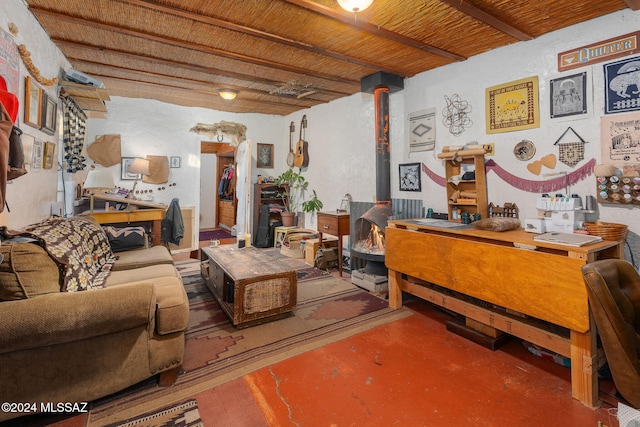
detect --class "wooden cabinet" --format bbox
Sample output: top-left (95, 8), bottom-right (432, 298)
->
top-left (218, 200), bottom-right (235, 228)
top-left (252, 183), bottom-right (288, 245)
top-left (438, 150), bottom-right (488, 221)
top-left (216, 152), bottom-right (236, 230)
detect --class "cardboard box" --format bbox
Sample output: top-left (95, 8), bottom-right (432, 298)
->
top-left (304, 237), bottom-right (338, 266)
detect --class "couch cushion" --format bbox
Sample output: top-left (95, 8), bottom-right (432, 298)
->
top-left (4, 216), bottom-right (116, 292)
top-left (0, 242), bottom-right (60, 300)
top-left (105, 264), bottom-right (179, 287)
top-left (102, 226), bottom-right (147, 252)
top-left (112, 245), bottom-right (174, 271)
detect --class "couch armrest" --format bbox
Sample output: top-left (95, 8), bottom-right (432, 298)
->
top-left (0, 282), bottom-right (155, 354)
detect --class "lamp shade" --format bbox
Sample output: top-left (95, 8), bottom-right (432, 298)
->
top-left (218, 89), bottom-right (238, 100)
top-left (84, 169), bottom-right (115, 190)
top-left (337, 0), bottom-right (373, 12)
top-left (128, 157), bottom-right (150, 176)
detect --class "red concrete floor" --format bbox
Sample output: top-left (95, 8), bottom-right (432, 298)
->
top-left (211, 296), bottom-right (620, 427)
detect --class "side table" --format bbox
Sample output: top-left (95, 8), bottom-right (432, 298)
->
top-left (317, 211), bottom-right (350, 276)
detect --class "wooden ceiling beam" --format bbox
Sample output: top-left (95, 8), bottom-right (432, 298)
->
top-left (438, 0), bottom-right (533, 41)
top-left (282, 0), bottom-right (466, 62)
top-left (30, 7), bottom-right (361, 85)
top-left (623, 0), bottom-right (640, 10)
top-left (119, 0), bottom-right (410, 78)
top-left (53, 39), bottom-right (355, 98)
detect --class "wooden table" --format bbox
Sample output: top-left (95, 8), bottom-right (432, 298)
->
top-left (385, 219), bottom-right (623, 408)
top-left (201, 245), bottom-right (297, 328)
top-left (317, 211), bottom-right (350, 276)
top-left (86, 207), bottom-right (166, 246)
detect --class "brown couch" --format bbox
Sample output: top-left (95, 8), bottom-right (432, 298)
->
top-left (0, 217), bottom-right (189, 422)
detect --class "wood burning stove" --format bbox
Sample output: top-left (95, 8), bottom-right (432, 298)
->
top-left (351, 72), bottom-right (404, 278)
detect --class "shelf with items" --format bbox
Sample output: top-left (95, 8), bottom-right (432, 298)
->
top-left (596, 175), bottom-right (640, 206)
top-left (438, 149), bottom-right (488, 222)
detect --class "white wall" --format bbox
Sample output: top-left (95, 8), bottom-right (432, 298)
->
top-left (0, 0), bottom-right (71, 228)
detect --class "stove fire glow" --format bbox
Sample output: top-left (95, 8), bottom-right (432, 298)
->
top-left (353, 223), bottom-right (385, 255)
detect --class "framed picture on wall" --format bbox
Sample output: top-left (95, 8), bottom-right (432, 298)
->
top-left (40, 93), bottom-right (57, 135)
top-left (24, 76), bottom-right (41, 129)
top-left (257, 143), bottom-right (274, 168)
top-left (121, 157), bottom-right (138, 180)
top-left (399, 163), bottom-right (421, 191)
top-left (43, 141), bottom-right (56, 169)
top-left (170, 156), bottom-right (181, 168)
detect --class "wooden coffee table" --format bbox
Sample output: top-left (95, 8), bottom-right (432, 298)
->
top-left (201, 246), bottom-right (297, 328)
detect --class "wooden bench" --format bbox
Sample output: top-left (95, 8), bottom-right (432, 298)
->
top-left (201, 246), bottom-right (297, 328)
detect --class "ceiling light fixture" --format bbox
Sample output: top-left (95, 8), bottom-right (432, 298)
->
top-left (337, 0), bottom-right (373, 13)
top-left (218, 89), bottom-right (238, 100)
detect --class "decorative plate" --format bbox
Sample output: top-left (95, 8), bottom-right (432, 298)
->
top-left (514, 140), bottom-right (536, 161)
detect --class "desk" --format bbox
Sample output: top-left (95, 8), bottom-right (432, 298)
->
top-left (317, 211), bottom-right (350, 276)
top-left (385, 219), bottom-right (623, 408)
top-left (86, 208), bottom-right (166, 246)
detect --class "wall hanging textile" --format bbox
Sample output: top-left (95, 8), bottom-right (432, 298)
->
top-left (87, 134), bottom-right (121, 167)
top-left (189, 121), bottom-right (247, 146)
top-left (62, 96), bottom-right (87, 173)
top-left (554, 126), bottom-right (587, 167)
top-left (421, 158), bottom-right (595, 193)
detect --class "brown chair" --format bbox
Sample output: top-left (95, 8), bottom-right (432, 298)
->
top-left (582, 259), bottom-right (640, 408)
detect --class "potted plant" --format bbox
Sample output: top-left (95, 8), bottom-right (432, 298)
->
top-left (274, 168), bottom-right (323, 227)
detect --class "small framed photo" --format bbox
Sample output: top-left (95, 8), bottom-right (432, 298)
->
top-left (31, 140), bottom-right (44, 172)
top-left (24, 76), bottom-right (42, 129)
top-left (40, 92), bottom-right (57, 135)
top-left (170, 156), bottom-right (181, 168)
top-left (256, 143), bottom-right (274, 168)
top-left (399, 162), bottom-right (422, 192)
top-left (121, 157), bottom-right (139, 180)
top-left (43, 141), bottom-right (56, 169)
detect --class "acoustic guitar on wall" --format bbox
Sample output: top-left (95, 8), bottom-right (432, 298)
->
top-left (294, 115), bottom-right (309, 168)
top-left (287, 121), bottom-right (295, 167)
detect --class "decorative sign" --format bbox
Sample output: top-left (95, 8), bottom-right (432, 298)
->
top-left (604, 55), bottom-right (640, 114)
top-left (0, 27), bottom-right (19, 95)
top-left (549, 72), bottom-right (588, 119)
top-left (486, 76), bottom-right (539, 134)
top-left (558, 31), bottom-right (640, 72)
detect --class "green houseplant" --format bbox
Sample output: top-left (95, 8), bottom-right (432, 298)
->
top-left (273, 168), bottom-right (323, 226)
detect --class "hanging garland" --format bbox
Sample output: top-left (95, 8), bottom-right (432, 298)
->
top-left (422, 158), bottom-right (595, 193)
top-left (8, 23), bottom-right (58, 87)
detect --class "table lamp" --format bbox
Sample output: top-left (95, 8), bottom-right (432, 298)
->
top-left (127, 157), bottom-right (150, 199)
top-left (84, 169), bottom-right (115, 212)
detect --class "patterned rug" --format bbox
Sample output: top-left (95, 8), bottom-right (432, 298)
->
top-left (89, 250), bottom-right (411, 426)
top-left (198, 229), bottom-right (234, 241)
top-left (103, 399), bottom-right (202, 427)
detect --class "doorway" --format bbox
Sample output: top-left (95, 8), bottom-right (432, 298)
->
top-left (200, 141), bottom-right (236, 231)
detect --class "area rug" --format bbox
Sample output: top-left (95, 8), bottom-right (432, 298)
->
top-left (103, 399), bottom-right (202, 427)
top-left (198, 229), bottom-right (234, 241)
top-left (88, 253), bottom-right (411, 426)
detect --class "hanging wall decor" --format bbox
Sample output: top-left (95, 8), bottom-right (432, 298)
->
top-left (399, 163), bottom-right (421, 191)
top-left (256, 143), bottom-right (274, 168)
top-left (554, 126), bottom-right (587, 167)
top-left (486, 76), bottom-right (539, 134)
top-left (409, 108), bottom-right (436, 152)
top-left (600, 111), bottom-right (640, 166)
top-left (549, 72), bottom-right (589, 119)
top-left (605, 55), bottom-right (640, 114)
top-left (442, 95), bottom-right (472, 136)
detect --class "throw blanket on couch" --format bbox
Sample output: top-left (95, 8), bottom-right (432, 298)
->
top-left (2, 216), bottom-right (116, 291)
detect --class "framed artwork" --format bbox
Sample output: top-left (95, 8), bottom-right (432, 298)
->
top-left (399, 163), bottom-right (421, 192)
top-left (549, 72), bottom-right (589, 119)
top-left (31, 140), bottom-right (43, 172)
top-left (170, 156), bottom-right (181, 168)
top-left (121, 157), bottom-right (139, 180)
top-left (257, 143), bottom-right (274, 168)
top-left (600, 112), bottom-right (640, 167)
top-left (24, 76), bottom-right (41, 128)
top-left (486, 76), bottom-right (540, 134)
top-left (604, 55), bottom-right (640, 115)
top-left (40, 93), bottom-right (57, 135)
top-left (43, 141), bottom-right (56, 169)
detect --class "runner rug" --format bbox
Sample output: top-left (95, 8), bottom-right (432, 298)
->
top-left (198, 228), bottom-right (235, 241)
top-left (89, 251), bottom-right (411, 426)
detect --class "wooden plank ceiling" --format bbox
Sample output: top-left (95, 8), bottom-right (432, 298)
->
top-left (25, 0), bottom-right (632, 116)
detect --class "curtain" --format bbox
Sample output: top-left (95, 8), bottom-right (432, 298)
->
top-left (62, 97), bottom-right (87, 173)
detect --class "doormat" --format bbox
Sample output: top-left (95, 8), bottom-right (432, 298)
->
top-left (199, 229), bottom-right (234, 241)
top-left (103, 399), bottom-right (202, 427)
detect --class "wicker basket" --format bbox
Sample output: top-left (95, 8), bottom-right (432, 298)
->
top-left (584, 221), bottom-right (628, 241)
top-left (280, 228), bottom-right (318, 258)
